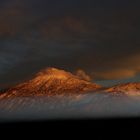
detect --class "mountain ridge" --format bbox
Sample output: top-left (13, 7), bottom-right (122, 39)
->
top-left (0, 67), bottom-right (101, 99)
top-left (106, 82), bottom-right (140, 96)
top-left (0, 68), bottom-right (140, 99)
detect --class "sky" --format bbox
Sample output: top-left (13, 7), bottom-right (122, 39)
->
top-left (0, 0), bottom-right (140, 87)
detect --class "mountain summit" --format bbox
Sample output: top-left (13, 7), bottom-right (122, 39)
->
top-left (0, 68), bottom-right (101, 98)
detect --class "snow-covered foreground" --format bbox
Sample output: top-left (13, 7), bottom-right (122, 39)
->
top-left (0, 92), bottom-right (140, 122)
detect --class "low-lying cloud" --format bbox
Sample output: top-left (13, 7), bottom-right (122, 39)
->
top-left (75, 69), bottom-right (91, 81)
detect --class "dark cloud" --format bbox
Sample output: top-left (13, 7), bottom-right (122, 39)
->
top-left (0, 0), bottom-right (140, 87)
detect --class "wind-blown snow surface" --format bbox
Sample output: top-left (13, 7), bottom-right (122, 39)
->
top-left (1, 92), bottom-right (140, 122)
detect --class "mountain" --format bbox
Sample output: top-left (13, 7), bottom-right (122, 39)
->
top-left (0, 68), bottom-right (101, 99)
top-left (1, 68), bottom-right (140, 120)
top-left (106, 82), bottom-right (140, 96)
top-left (1, 67), bottom-right (140, 100)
